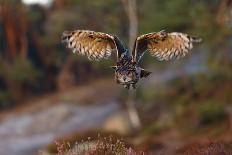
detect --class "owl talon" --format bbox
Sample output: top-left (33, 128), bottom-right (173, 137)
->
top-left (132, 84), bottom-right (136, 89)
top-left (124, 84), bottom-right (130, 89)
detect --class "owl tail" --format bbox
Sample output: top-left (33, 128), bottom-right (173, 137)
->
top-left (140, 69), bottom-right (152, 78)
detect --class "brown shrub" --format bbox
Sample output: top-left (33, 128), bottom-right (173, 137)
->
top-left (49, 135), bottom-right (145, 155)
top-left (181, 142), bottom-right (232, 155)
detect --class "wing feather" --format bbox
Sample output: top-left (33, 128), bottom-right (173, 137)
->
top-left (61, 30), bottom-right (117, 60)
top-left (133, 30), bottom-right (202, 62)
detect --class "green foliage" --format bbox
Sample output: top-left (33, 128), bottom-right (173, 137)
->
top-left (0, 89), bottom-right (11, 107)
top-left (143, 121), bottom-right (169, 135)
top-left (2, 57), bottom-right (40, 84)
top-left (138, 86), bottom-right (166, 103)
top-left (139, 0), bottom-right (191, 31)
top-left (139, 0), bottom-right (230, 47)
top-left (197, 101), bottom-right (228, 125)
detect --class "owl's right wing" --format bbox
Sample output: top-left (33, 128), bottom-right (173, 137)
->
top-left (61, 30), bottom-right (124, 61)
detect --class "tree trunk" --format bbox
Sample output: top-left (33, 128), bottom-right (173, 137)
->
top-left (216, 0), bottom-right (229, 28)
top-left (121, 0), bottom-right (138, 51)
top-left (121, 0), bottom-right (141, 132)
top-left (1, 3), bottom-right (28, 59)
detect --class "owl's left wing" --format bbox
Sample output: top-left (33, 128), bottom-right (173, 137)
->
top-left (61, 30), bottom-right (121, 61)
top-left (132, 30), bottom-right (202, 62)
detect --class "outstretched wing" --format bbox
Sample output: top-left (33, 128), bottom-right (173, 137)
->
top-left (132, 30), bottom-right (202, 62)
top-left (61, 30), bottom-right (123, 61)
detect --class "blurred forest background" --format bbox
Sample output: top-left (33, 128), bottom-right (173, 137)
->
top-left (0, 0), bottom-right (232, 154)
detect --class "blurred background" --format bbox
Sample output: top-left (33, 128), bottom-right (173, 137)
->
top-left (0, 0), bottom-right (232, 154)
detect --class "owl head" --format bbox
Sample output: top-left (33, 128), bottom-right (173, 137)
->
top-left (116, 70), bottom-right (134, 84)
top-left (111, 66), bottom-right (135, 84)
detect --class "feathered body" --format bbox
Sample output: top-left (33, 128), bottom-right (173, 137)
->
top-left (61, 30), bottom-right (201, 89)
top-left (113, 52), bottom-right (139, 89)
top-left (110, 35), bottom-right (151, 89)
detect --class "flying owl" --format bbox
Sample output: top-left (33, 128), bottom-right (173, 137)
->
top-left (61, 30), bottom-right (201, 89)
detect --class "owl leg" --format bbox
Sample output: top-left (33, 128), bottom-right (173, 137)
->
top-left (124, 84), bottom-right (130, 89)
top-left (132, 83), bottom-right (136, 89)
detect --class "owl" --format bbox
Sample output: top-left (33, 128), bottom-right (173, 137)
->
top-left (61, 30), bottom-right (201, 89)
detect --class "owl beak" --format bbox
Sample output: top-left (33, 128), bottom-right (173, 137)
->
top-left (123, 77), bottom-right (126, 81)
top-left (110, 66), bottom-right (117, 70)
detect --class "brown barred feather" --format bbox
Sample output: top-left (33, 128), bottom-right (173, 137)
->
top-left (134, 30), bottom-right (202, 61)
top-left (61, 30), bottom-right (117, 60)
